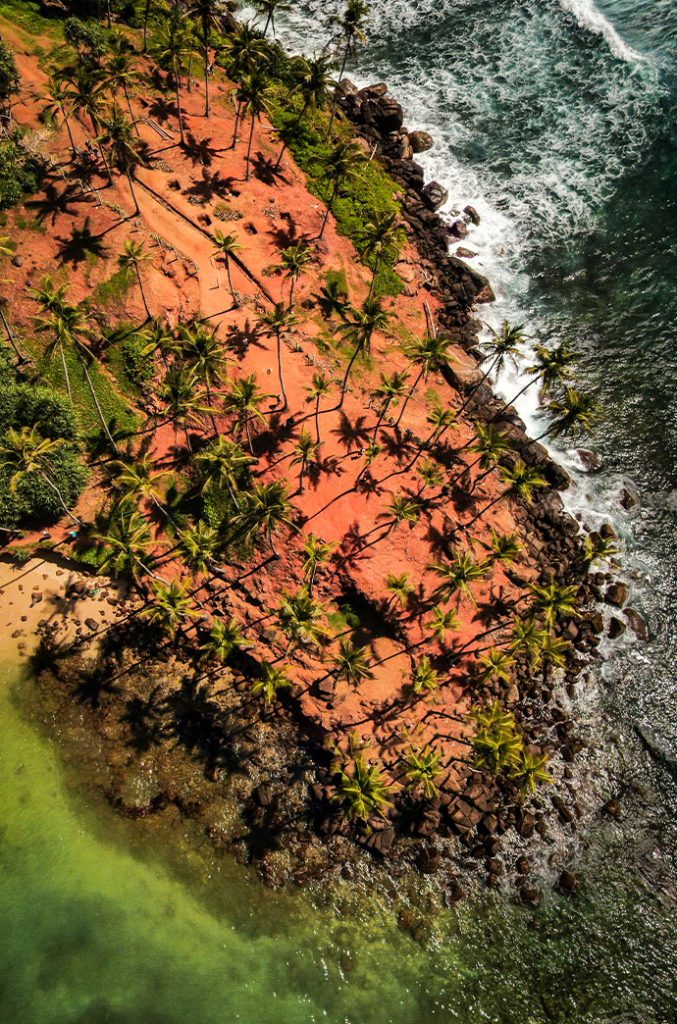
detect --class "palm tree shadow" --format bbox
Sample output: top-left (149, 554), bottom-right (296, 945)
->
top-left (55, 217), bottom-right (109, 265)
top-left (120, 688), bottom-right (166, 753)
top-left (182, 167), bottom-right (237, 203)
top-left (254, 412), bottom-right (297, 458)
top-left (182, 131), bottom-right (220, 167)
top-left (267, 210), bottom-right (299, 249)
top-left (472, 587), bottom-right (516, 628)
top-left (26, 180), bottom-right (94, 226)
top-left (252, 151), bottom-right (289, 186)
top-left (145, 93), bottom-right (179, 124)
top-left (331, 412), bottom-right (371, 454)
top-left (223, 318), bottom-right (263, 357)
top-left (72, 662), bottom-right (120, 709)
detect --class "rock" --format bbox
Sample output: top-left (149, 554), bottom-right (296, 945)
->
top-left (618, 481), bottom-right (638, 511)
top-left (558, 869), bottom-right (579, 894)
top-left (519, 885), bottom-right (542, 906)
top-left (11, 254), bottom-right (22, 267)
top-left (602, 798), bottom-right (622, 820)
top-left (577, 448), bottom-right (602, 472)
top-left (463, 204), bottom-right (480, 226)
top-left (449, 219), bottom-right (469, 239)
top-left (417, 845), bottom-right (441, 874)
top-left (421, 181), bottom-right (449, 211)
top-left (84, 617), bottom-right (99, 631)
top-left (455, 247), bottom-right (478, 259)
top-left (600, 523), bottom-right (617, 541)
top-left (590, 612), bottom-right (605, 635)
top-left (551, 795), bottom-right (574, 824)
top-left (253, 783), bottom-right (274, 807)
top-left (624, 607), bottom-right (650, 641)
top-left (337, 77), bottom-right (359, 97)
top-left (409, 130), bottom-right (434, 153)
top-left (365, 826), bottom-right (395, 856)
top-left (377, 98), bottom-right (404, 132)
top-left (358, 82), bottom-right (388, 99)
top-left (317, 678), bottom-right (336, 700)
top-left (516, 855), bottom-right (530, 875)
top-left (605, 581), bottom-right (630, 608)
top-left (607, 616), bottom-right (626, 639)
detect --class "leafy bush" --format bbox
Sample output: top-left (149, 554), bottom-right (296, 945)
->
top-left (120, 332), bottom-right (154, 387)
top-left (0, 138), bottom-right (42, 209)
top-left (0, 440), bottom-right (87, 528)
top-left (0, 382), bottom-right (79, 440)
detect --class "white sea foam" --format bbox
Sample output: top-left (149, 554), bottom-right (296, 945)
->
top-left (558, 0), bottom-right (646, 62)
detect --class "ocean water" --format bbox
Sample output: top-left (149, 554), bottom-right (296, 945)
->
top-left (1, 1), bottom-right (676, 1022)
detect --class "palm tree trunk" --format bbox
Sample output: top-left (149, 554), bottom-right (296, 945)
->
top-left (371, 397), bottom-right (391, 442)
top-left (78, 352), bottom-right (120, 453)
top-left (174, 61), bottom-right (185, 145)
top-left (61, 107), bottom-right (77, 159)
top-left (337, 342), bottom-right (361, 410)
top-left (327, 44), bottom-right (350, 138)
top-left (231, 101), bottom-right (242, 149)
top-left (59, 341), bottom-right (72, 400)
top-left (0, 307), bottom-right (26, 364)
top-left (315, 396), bottom-right (321, 443)
top-left (123, 82), bottom-right (140, 137)
top-left (125, 168), bottom-right (140, 217)
top-left (224, 255), bottom-right (239, 307)
top-left (135, 261), bottom-right (151, 319)
top-left (288, 276), bottom-right (296, 309)
top-left (368, 255), bottom-right (380, 299)
top-left (457, 354), bottom-right (499, 417)
top-left (276, 332), bottom-right (288, 411)
top-left (39, 470), bottom-right (81, 526)
top-left (106, 0), bottom-right (112, 28)
top-left (245, 114), bottom-right (256, 181)
top-left (143, 0), bottom-right (152, 52)
top-left (394, 368), bottom-right (424, 428)
top-left (203, 44), bottom-right (210, 117)
top-left (318, 180), bottom-right (340, 240)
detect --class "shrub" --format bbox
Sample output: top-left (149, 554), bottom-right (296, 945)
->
top-left (0, 137), bottom-right (41, 209)
top-left (120, 332), bottom-right (154, 387)
top-left (0, 440), bottom-right (88, 528)
top-left (0, 382), bottom-right (79, 439)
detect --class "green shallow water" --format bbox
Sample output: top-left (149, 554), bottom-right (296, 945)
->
top-left (1, 658), bottom-right (675, 1024)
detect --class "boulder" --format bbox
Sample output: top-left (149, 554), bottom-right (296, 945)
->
top-left (409, 130), bottom-right (434, 153)
top-left (365, 826), bottom-right (395, 856)
top-left (357, 82), bottom-right (388, 99)
top-left (421, 181), bottom-right (449, 211)
top-left (618, 481), bottom-right (639, 511)
top-left (463, 204), bottom-right (481, 225)
top-left (253, 783), bottom-right (274, 807)
top-left (605, 581), bottom-right (630, 607)
top-left (607, 616), bottom-right (626, 639)
top-left (455, 247), bottom-right (478, 259)
top-left (377, 98), bottom-right (404, 132)
top-left (624, 607), bottom-right (650, 641)
top-left (449, 219), bottom-right (469, 239)
top-left (558, 869), bottom-right (579, 894)
top-left (577, 448), bottom-right (602, 472)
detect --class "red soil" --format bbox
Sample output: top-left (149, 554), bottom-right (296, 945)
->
top-left (1, 20), bottom-right (542, 788)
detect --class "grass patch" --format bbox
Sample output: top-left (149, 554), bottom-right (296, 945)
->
top-left (0, 1), bottom-right (62, 39)
top-left (90, 266), bottom-right (134, 312)
top-left (106, 325), bottom-right (155, 397)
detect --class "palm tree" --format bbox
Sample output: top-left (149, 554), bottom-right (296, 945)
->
top-left (62, 65), bottom-right (111, 177)
top-left (258, 302), bottom-right (298, 411)
top-left (403, 745), bottom-right (442, 800)
top-left (97, 104), bottom-right (147, 216)
top-left (0, 426), bottom-right (81, 526)
top-left (306, 371), bottom-right (333, 442)
top-left (409, 656), bottom-right (440, 698)
top-left (509, 749), bottom-right (553, 798)
top-left (0, 289), bottom-right (27, 365)
top-left (93, 507), bottom-right (155, 581)
top-left (336, 297), bottom-right (390, 409)
top-left (536, 388), bottom-right (599, 444)
top-left (180, 520), bottom-right (221, 574)
top-left (211, 230), bottom-right (242, 307)
top-left (179, 322), bottom-right (229, 430)
top-left (458, 320), bottom-right (527, 416)
top-left (318, 139), bottom-right (365, 239)
top-left (223, 373), bottom-right (267, 451)
top-left (143, 579), bottom-right (194, 636)
top-left (160, 365), bottom-right (208, 451)
top-left (511, 616), bottom-right (549, 667)
top-left (196, 436), bottom-right (253, 510)
top-left (231, 479), bottom-right (296, 555)
top-left (102, 32), bottom-right (141, 131)
top-left (431, 551), bottom-right (492, 606)
top-left (290, 428), bottom-right (319, 492)
top-left (42, 72), bottom-right (78, 159)
top-left (485, 528), bottom-right (523, 564)
top-left (301, 533), bottom-right (334, 594)
top-left (380, 494), bottom-right (421, 538)
top-left (465, 459), bottom-right (548, 529)
top-left (142, 0), bottom-right (153, 52)
top-left (539, 632), bottom-right (571, 669)
top-left (274, 54), bottom-right (334, 168)
top-left (359, 212), bottom-right (401, 297)
top-left (238, 69), bottom-right (268, 180)
top-left (278, 586), bottom-right (328, 650)
top-left (113, 455), bottom-right (171, 523)
top-left (200, 615), bottom-right (252, 662)
top-left (332, 750), bottom-right (393, 822)
top-left (118, 240), bottom-right (152, 319)
top-left (30, 278), bottom-right (73, 397)
top-left (417, 458), bottom-right (444, 494)
top-left (396, 334), bottom-right (454, 429)
top-left (528, 580), bottom-right (579, 629)
top-left (328, 0), bottom-right (369, 137)
top-left (385, 572), bottom-right (413, 611)
top-left (490, 342), bottom-right (574, 420)
top-left (280, 242), bottom-right (313, 309)
top-left (252, 663), bottom-right (293, 706)
top-left (450, 422), bottom-right (512, 488)
top-left (154, 12), bottom-right (193, 146)
top-left (190, 0), bottom-right (230, 116)
top-left (254, 0), bottom-right (291, 37)
top-left (371, 370), bottom-right (409, 442)
top-left (332, 638), bottom-right (373, 686)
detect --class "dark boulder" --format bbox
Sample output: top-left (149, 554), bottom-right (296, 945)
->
top-left (409, 130), bottom-right (434, 153)
top-left (558, 869), bottom-right (580, 894)
top-left (577, 448), bottom-right (602, 472)
top-left (624, 607), bottom-right (650, 641)
top-left (605, 581), bottom-right (630, 607)
top-left (421, 181), bottom-right (449, 211)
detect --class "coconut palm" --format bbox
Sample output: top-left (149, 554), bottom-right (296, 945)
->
top-left (279, 242), bottom-right (313, 309)
top-left (582, 532), bottom-right (619, 566)
top-left (359, 212), bottom-right (401, 296)
top-left (223, 373), bottom-right (267, 451)
top-left (318, 139), bottom-right (365, 239)
top-left (254, 0), bottom-right (291, 37)
top-left (332, 750), bottom-right (393, 822)
top-left (470, 702), bottom-right (523, 774)
top-left (458, 320), bottom-right (527, 416)
top-left (231, 479), bottom-right (296, 554)
top-left (417, 458), bottom-right (444, 494)
top-left (380, 494), bottom-right (421, 538)
top-left (154, 12), bottom-right (193, 145)
top-left (160, 365), bottom-right (209, 451)
top-left (0, 426), bottom-right (81, 525)
top-left (118, 240), bottom-right (152, 319)
top-left (211, 230), bottom-right (242, 307)
top-left (492, 341), bottom-right (573, 417)
top-left (252, 663), bottom-right (293, 706)
top-left (93, 507), bottom-right (155, 581)
top-left (113, 455), bottom-right (170, 522)
top-left (465, 459), bottom-right (548, 529)
top-left (96, 104), bottom-right (147, 215)
top-left (290, 428), bottom-right (319, 492)
top-left (510, 616), bottom-right (550, 667)
top-left (275, 53), bottom-right (334, 168)
top-left (396, 334), bottom-right (454, 428)
top-left (62, 65), bottom-right (111, 176)
top-left (305, 371), bottom-right (333, 442)
top-left (42, 72), bottom-right (78, 158)
top-left (537, 388), bottom-right (599, 443)
top-left (529, 580), bottom-right (579, 629)
top-left (143, 579), bottom-right (194, 636)
top-left (0, 291), bottom-right (27, 364)
top-left (385, 572), bottom-right (413, 610)
top-left (371, 370), bottom-right (409, 442)
top-left (190, 0), bottom-right (230, 116)
top-left (332, 639), bottom-right (373, 686)
top-left (328, 0), bottom-right (369, 136)
top-left (140, 317), bottom-right (175, 367)
top-left (178, 322), bottom-right (229, 430)
top-left (196, 436), bottom-right (253, 510)
top-left (409, 655), bottom-right (440, 698)
top-left (302, 533), bottom-right (334, 594)
top-left (485, 528), bottom-right (523, 564)
top-left (431, 551), bottom-right (492, 606)
top-left (450, 422), bottom-right (512, 488)
top-left (30, 279), bottom-right (74, 397)
top-left (200, 615), bottom-right (252, 662)
top-left (540, 632), bottom-right (571, 668)
top-left (423, 400), bottom-right (456, 448)
top-left (278, 586), bottom-right (328, 650)
top-left (510, 748), bottom-right (553, 798)
top-left (354, 441), bottom-right (381, 486)
top-left (179, 520), bottom-right (221, 574)
top-left (101, 32), bottom-right (141, 130)
top-left (237, 69), bottom-right (268, 180)
top-left (335, 297), bottom-right (390, 408)
top-left (258, 302), bottom-right (299, 411)
top-left (403, 745), bottom-right (442, 800)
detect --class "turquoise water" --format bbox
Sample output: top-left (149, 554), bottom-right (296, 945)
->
top-left (3, 1), bottom-right (677, 1020)
top-left (0, 660), bottom-right (674, 1023)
